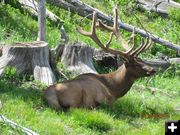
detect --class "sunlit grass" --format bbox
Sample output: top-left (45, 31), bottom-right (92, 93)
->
top-left (0, 73), bottom-right (179, 134)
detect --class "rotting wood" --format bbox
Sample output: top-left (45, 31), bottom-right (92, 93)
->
top-left (18, 0), bottom-right (63, 23)
top-left (47, 0), bottom-right (180, 50)
top-left (61, 42), bottom-right (97, 75)
top-left (137, 0), bottom-right (180, 16)
top-left (0, 41), bottom-right (56, 86)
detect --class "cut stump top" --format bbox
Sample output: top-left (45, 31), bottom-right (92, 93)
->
top-left (12, 41), bottom-right (48, 48)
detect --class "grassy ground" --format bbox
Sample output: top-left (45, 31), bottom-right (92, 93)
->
top-left (0, 1), bottom-right (180, 135)
top-left (0, 74), bottom-right (179, 135)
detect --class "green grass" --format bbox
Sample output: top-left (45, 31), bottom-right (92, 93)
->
top-left (0, 1), bottom-right (180, 135)
top-left (0, 74), bottom-right (179, 135)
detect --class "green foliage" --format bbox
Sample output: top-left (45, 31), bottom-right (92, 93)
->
top-left (168, 8), bottom-right (180, 22)
top-left (2, 67), bottom-right (18, 81)
top-left (0, 74), bottom-right (179, 134)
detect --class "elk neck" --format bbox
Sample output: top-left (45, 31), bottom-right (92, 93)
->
top-left (100, 64), bottom-right (138, 98)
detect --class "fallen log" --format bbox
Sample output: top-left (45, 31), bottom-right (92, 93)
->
top-left (47, 0), bottom-right (180, 51)
top-left (169, 58), bottom-right (180, 64)
top-left (18, 0), bottom-right (63, 23)
top-left (0, 115), bottom-right (39, 135)
top-left (0, 41), bottom-right (56, 86)
top-left (143, 58), bottom-right (171, 72)
top-left (137, 0), bottom-right (180, 16)
top-left (133, 84), bottom-right (178, 97)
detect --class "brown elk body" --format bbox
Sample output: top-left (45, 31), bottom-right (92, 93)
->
top-left (44, 7), bottom-right (156, 110)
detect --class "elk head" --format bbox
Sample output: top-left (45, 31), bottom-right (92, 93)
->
top-left (77, 7), bottom-right (156, 79)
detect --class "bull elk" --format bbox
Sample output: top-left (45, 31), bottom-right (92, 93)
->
top-left (44, 7), bottom-right (156, 110)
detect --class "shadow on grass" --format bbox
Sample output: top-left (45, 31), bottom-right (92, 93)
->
top-left (0, 80), bottom-right (48, 110)
top-left (0, 79), bottom-right (175, 123)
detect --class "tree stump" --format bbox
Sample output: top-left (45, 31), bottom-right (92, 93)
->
top-left (0, 41), bottom-right (56, 85)
top-left (61, 42), bottom-right (97, 75)
top-left (93, 49), bottom-right (118, 68)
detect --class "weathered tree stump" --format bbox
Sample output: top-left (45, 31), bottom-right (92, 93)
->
top-left (0, 41), bottom-right (56, 85)
top-left (61, 42), bottom-right (97, 75)
top-left (93, 49), bottom-right (118, 68)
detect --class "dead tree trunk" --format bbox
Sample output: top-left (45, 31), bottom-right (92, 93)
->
top-left (0, 41), bottom-right (56, 85)
top-left (48, 0), bottom-right (180, 50)
top-left (61, 42), bottom-right (97, 75)
top-left (37, 0), bottom-right (46, 41)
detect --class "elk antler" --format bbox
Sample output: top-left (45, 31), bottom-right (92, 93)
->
top-left (77, 7), bottom-right (153, 61)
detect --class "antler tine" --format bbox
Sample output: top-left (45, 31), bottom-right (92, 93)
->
top-left (112, 7), bottom-right (131, 51)
top-left (96, 20), bottom-right (114, 32)
top-left (131, 37), bottom-right (152, 57)
top-left (126, 27), bottom-right (136, 54)
top-left (105, 32), bottom-right (114, 48)
top-left (130, 38), bottom-right (145, 56)
top-left (113, 6), bottom-right (119, 32)
top-left (143, 38), bottom-right (152, 52)
top-left (77, 12), bottom-right (98, 37)
top-left (77, 11), bottom-right (129, 59)
top-left (134, 38), bottom-right (148, 56)
top-left (96, 6), bottom-right (131, 51)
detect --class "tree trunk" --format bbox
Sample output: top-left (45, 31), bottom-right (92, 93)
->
top-left (0, 41), bottom-right (56, 85)
top-left (37, 0), bottom-right (46, 41)
top-left (93, 49), bottom-right (118, 68)
top-left (61, 42), bottom-right (97, 75)
top-left (48, 0), bottom-right (180, 51)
